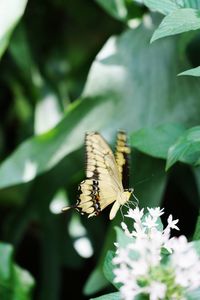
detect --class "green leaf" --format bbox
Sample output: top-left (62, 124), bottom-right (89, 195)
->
top-left (103, 251), bottom-right (118, 288)
top-left (132, 153), bottom-right (167, 208)
top-left (143, 0), bottom-right (179, 15)
top-left (115, 227), bottom-right (131, 247)
top-left (0, 243), bottom-right (13, 282)
top-left (151, 8), bottom-right (200, 43)
top-left (83, 268), bottom-right (109, 296)
top-left (193, 214), bottom-right (200, 241)
top-left (12, 265), bottom-right (35, 300)
top-left (95, 0), bottom-right (128, 21)
top-left (0, 97), bottom-right (115, 189)
top-left (143, 0), bottom-right (200, 14)
top-left (166, 126), bottom-right (200, 170)
top-left (192, 240), bottom-right (200, 256)
top-left (91, 292), bottom-right (120, 300)
top-left (131, 124), bottom-right (186, 159)
top-left (0, 0), bottom-right (28, 59)
top-left (0, 242), bottom-right (34, 300)
top-left (186, 288), bottom-right (200, 300)
top-left (178, 66), bottom-right (200, 76)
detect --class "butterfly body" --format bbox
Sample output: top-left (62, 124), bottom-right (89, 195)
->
top-left (62, 131), bottom-right (133, 219)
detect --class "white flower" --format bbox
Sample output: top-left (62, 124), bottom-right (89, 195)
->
top-left (147, 207), bottom-right (164, 219)
top-left (112, 207), bottom-right (200, 300)
top-left (146, 281), bottom-right (167, 300)
top-left (143, 215), bottom-right (158, 229)
top-left (121, 222), bottom-right (133, 237)
top-left (167, 214), bottom-right (179, 231)
top-left (125, 207), bottom-right (144, 222)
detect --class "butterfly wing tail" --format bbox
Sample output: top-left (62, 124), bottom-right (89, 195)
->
top-left (109, 201), bottom-right (120, 220)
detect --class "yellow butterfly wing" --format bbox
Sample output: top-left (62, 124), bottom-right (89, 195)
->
top-left (115, 131), bottom-right (131, 189)
top-left (62, 132), bottom-right (132, 219)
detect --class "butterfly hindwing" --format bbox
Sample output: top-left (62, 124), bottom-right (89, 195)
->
top-left (115, 131), bottom-right (131, 189)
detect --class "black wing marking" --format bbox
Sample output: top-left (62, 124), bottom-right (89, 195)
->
top-left (115, 131), bottom-right (131, 189)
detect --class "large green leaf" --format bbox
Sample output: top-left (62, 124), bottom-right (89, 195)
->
top-left (131, 123), bottom-right (186, 159)
top-left (166, 126), bottom-right (200, 169)
top-left (1, 19), bottom-right (200, 189)
top-left (0, 98), bottom-right (115, 189)
top-left (0, 0), bottom-right (28, 59)
top-left (0, 242), bottom-right (34, 300)
top-left (151, 8), bottom-right (200, 43)
top-left (143, 0), bottom-right (179, 15)
top-left (143, 0), bottom-right (200, 15)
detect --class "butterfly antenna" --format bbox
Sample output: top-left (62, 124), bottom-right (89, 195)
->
top-left (120, 206), bottom-right (124, 221)
top-left (130, 194), bottom-right (139, 207)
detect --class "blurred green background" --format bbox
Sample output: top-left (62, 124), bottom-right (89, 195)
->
top-left (1, 0), bottom-right (200, 299)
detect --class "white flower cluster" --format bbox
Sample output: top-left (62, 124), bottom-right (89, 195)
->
top-left (113, 207), bottom-right (200, 300)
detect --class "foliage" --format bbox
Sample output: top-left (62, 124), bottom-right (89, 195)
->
top-left (0, 0), bottom-right (200, 299)
top-left (0, 242), bottom-right (35, 300)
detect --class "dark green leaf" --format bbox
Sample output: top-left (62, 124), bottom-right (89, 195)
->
top-left (91, 292), bottom-right (120, 300)
top-left (131, 124), bottom-right (186, 159)
top-left (151, 8), bottom-right (200, 43)
top-left (132, 153), bottom-right (167, 208)
top-left (166, 126), bottom-right (200, 169)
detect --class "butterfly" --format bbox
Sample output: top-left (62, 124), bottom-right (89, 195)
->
top-left (62, 131), bottom-right (133, 220)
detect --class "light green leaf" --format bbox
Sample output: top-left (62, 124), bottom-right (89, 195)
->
top-left (151, 8), bottom-right (200, 43)
top-left (0, 242), bottom-right (34, 300)
top-left (0, 0), bottom-right (28, 58)
top-left (95, 0), bottom-right (128, 21)
top-left (192, 240), bottom-right (200, 255)
top-left (166, 126), bottom-right (200, 170)
top-left (143, 0), bottom-right (200, 15)
top-left (179, 66), bottom-right (200, 76)
top-left (12, 265), bottom-right (35, 300)
top-left (0, 243), bottom-right (13, 282)
top-left (0, 98), bottom-right (115, 189)
top-left (83, 268), bottom-right (108, 296)
top-left (115, 227), bottom-right (131, 247)
top-left (103, 251), bottom-right (119, 288)
top-left (144, 0), bottom-right (179, 15)
top-left (186, 288), bottom-right (200, 300)
top-left (131, 124), bottom-right (186, 159)
top-left (91, 292), bottom-right (120, 300)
